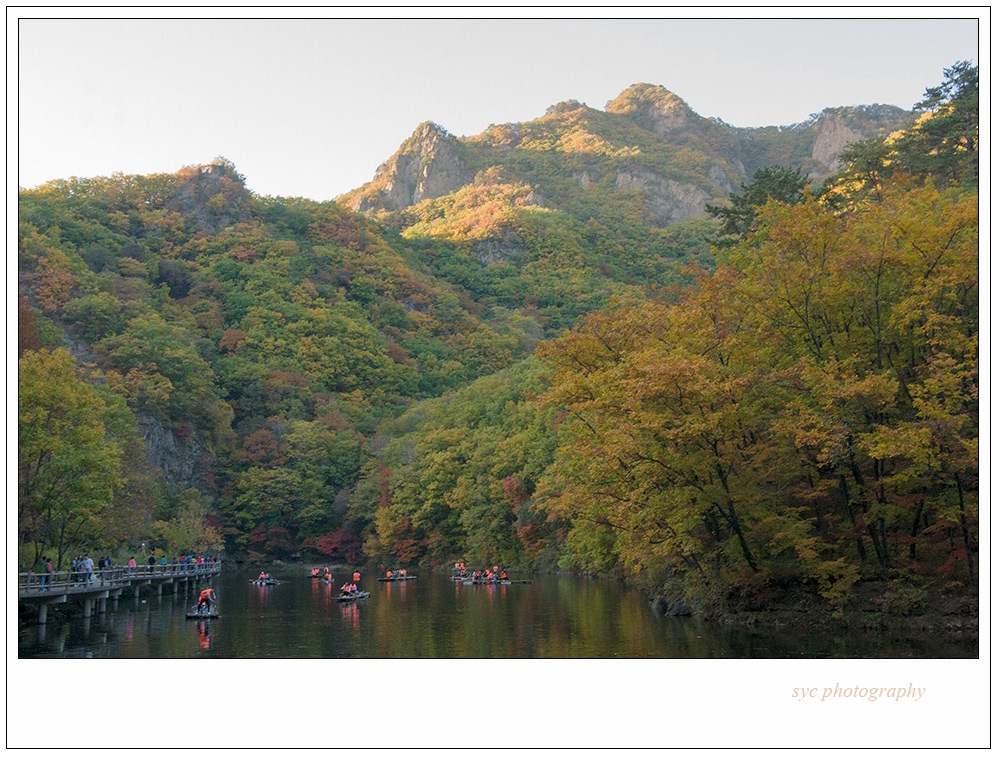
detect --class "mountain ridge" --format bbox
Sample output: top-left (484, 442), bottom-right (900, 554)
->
top-left (340, 83), bottom-right (912, 227)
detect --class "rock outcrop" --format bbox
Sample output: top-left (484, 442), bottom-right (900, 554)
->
top-left (351, 122), bottom-right (474, 212)
top-left (137, 415), bottom-right (201, 491)
top-left (808, 105), bottom-right (911, 175)
top-left (615, 168), bottom-right (714, 226)
top-left (167, 160), bottom-right (252, 234)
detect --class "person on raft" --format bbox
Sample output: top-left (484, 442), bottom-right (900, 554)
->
top-left (197, 587), bottom-right (216, 612)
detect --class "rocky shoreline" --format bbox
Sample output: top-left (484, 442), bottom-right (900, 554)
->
top-left (647, 585), bottom-right (979, 643)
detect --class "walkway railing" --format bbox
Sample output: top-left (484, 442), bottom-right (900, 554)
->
top-left (18, 560), bottom-right (221, 595)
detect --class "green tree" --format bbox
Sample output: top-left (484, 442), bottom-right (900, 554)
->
top-left (897, 60), bottom-right (979, 186)
top-left (153, 488), bottom-right (223, 555)
top-left (705, 165), bottom-right (809, 244)
top-left (19, 349), bottom-right (123, 568)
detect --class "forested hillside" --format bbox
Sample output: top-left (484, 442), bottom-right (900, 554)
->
top-left (18, 64), bottom-right (978, 618)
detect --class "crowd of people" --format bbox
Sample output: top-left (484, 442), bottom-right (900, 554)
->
top-left (26, 553), bottom-right (221, 589)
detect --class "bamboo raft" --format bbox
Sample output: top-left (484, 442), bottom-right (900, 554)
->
top-left (335, 591), bottom-right (370, 601)
top-left (461, 579), bottom-right (533, 585)
top-left (186, 607), bottom-right (219, 619)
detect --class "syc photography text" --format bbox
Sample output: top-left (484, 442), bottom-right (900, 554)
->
top-left (793, 684), bottom-right (926, 702)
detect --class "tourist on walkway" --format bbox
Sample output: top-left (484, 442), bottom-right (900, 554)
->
top-left (34, 556), bottom-right (49, 589)
top-left (82, 555), bottom-right (95, 585)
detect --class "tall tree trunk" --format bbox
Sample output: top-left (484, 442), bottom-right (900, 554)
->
top-left (910, 496), bottom-right (925, 561)
top-left (837, 473), bottom-right (867, 561)
top-left (954, 473), bottom-right (975, 585)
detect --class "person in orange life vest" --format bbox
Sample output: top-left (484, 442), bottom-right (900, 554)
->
top-left (197, 587), bottom-right (216, 612)
top-left (386, 570), bottom-right (393, 579)
top-left (353, 571), bottom-right (361, 585)
top-left (399, 569), bottom-right (406, 577)
top-left (259, 571), bottom-right (267, 581)
top-left (500, 571), bottom-right (507, 580)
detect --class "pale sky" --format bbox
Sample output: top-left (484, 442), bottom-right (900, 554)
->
top-left (12, 12), bottom-right (984, 202)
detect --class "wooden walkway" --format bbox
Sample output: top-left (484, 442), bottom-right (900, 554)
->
top-left (18, 561), bottom-right (221, 623)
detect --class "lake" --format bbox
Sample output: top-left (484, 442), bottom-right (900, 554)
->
top-left (17, 568), bottom-right (976, 658)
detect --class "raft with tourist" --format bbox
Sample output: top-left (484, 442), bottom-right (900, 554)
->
top-left (460, 567), bottom-right (532, 585)
top-left (378, 568), bottom-right (416, 582)
top-left (335, 590), bottom-right (370, 601)
top-left (186, 587), bottom-right (219, 618)
top-left (335, 581), bottom-right (369, 601)
top-left (310, 566), bottom-right (334, 582)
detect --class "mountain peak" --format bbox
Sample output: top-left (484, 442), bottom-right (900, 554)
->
top-left (351, 121), bottom-right (473, 212)
top-left (605, 83), bottom-right (701, 135)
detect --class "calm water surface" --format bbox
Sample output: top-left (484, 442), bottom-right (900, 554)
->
top-left (18, 570), bottom-right (975, 658)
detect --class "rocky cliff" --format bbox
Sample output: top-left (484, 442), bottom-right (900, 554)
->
top-left (137, 415), bottom-right (202, 491)
top-left (349, 122), bottom-right (475, 212)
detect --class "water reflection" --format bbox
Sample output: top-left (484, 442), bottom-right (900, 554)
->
top-left (18, 572), bottom-right (976, 659)
top-left (196, 620), bottom-right (212, 650)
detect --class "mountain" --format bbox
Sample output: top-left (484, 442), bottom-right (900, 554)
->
top-left (341, 83), bottom-right (912, 228)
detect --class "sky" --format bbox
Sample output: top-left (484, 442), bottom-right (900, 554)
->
top-left (12, 11), bottom-right (984, 202)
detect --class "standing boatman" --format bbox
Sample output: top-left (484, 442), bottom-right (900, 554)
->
top-left (197, 587), bottom-right (216, 613)
top-left (352, 570), bottom-right (361, 588)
